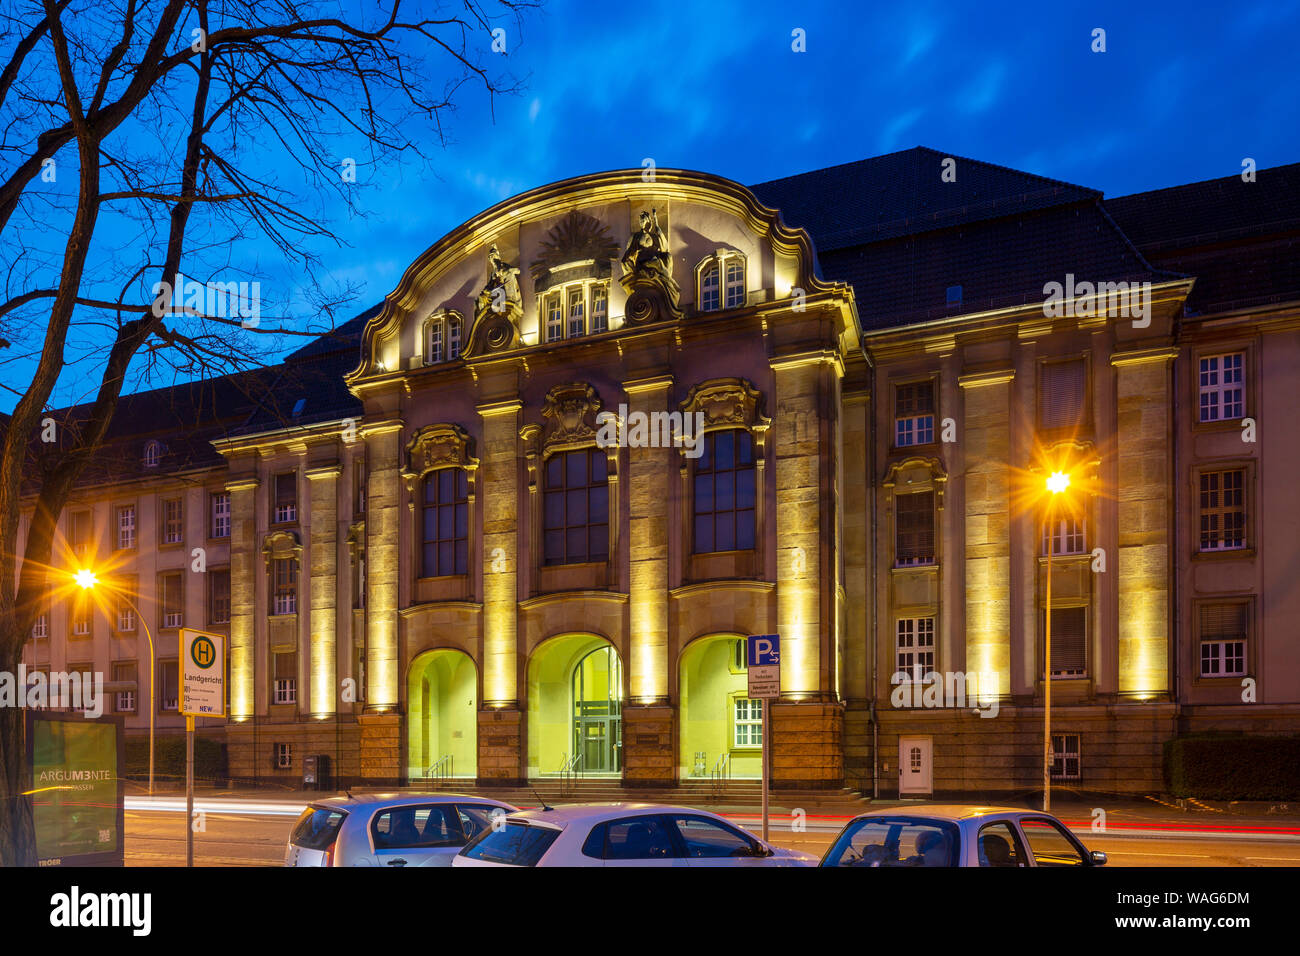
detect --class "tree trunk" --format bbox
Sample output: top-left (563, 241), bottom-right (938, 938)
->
top-left (0, 628), bottom-right (36, 866)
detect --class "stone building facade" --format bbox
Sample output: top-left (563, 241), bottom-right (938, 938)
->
top-left (18, 151), bottom-right (1300, 796)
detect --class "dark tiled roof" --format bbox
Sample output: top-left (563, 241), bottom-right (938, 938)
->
top-left (1104, 163), bottom-right (1300, 314)
top-left (748, 146), bottom-right (1099, 252)
top-left (284, 302), bottom-right (381, 362)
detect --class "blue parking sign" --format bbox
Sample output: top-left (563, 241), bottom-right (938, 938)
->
top-left (747, 634), bottom-right (780, 668)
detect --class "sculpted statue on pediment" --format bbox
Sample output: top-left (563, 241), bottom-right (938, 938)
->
top-left (620, 208), bottom-right (683, 324)
top-left (464, 243), bottom-right (523, 356)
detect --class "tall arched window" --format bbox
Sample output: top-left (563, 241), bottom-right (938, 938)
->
top-left (543, 448), bottom-right (608, 565)
top-left (696, 251), bottom-right (746, 313)
top-left (693, 428), bottom-right (756, 552)
top-left (421, 468), bottom-right (469, 577)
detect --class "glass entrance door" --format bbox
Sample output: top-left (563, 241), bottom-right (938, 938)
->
top-left (572, 646), bottom-right (622, 773)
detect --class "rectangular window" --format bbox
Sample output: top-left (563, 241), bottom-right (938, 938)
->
top-left (427, 319), bottom-right (443, 364)
top-left (116, 580), bottom-right (137, 632)
top-left (1038, 359), bottom-right (1086, 431)
top-left (591, 285), bottom-right (608, 333)
top-left (273, 472), bottom-right (297, 524)
top-left (543, 448), bottom-right (610, 565)
top-left (70, 594), bottom-right (91, 637)
top-left (1047, 606), bottom-right (1087, 678)
top-left (1051, 733), bottom-right (1081, 781)
top-left (693, 429), bottom-right (756, 554)
top-left (1199, 352), bottom-right (1245, 422)
top-left (1199, 469), bottom-right (1246, 551)
top-left (69, 510), bottom-right (91, 560)
top-left (567, 286), bottom-right (585, 338)
top-left (895, 491), bottom-right (935, 566)
top-left (116, 505), bottom-right (136, 550)
top-left (113, 662), bottom-right (137, 714)
top-left (895, 381), bottom-right (935, 447)
top-left (700, 264), bottom-right (720, 312)
top-left (896, 618), bottom-right (936, 684)
top-left (273, 652), bottom-right (297, 705)
top-left (448, 317), bottom-right (462, 360)
top-left (162, 497), bottom-right (183, 545)
top-left (353, 553), bottom-right (366, 610)
top-left (421, 468), bottom-right (469, 577)
top-left (210, 492), bottom-right (230, 538)
top-left (31, 614), bottom-right (48, 640)
top-left (545, 293), bottom-right (563, 342)
top-left (724, 259), bottom-right (745, 308)
top-left (159, 660), bottom-right (179, 712)
top-left (1042, 516), bottom-right (1086, 555)
top-left (275, 743), bottom-right (293, 770)
top-left (209, 569), bottom-right (231, 625)
top-left (273, 558), bottom-right (298, 615)
top-left (160, 572), bottom-right (183, 629)
top-left (1199, 603), bottom-right (1248, 677)
top-left (734, 697), bottom-right (762, 748)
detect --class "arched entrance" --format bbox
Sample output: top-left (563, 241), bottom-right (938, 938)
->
top-left (407, 649), bottom-right (477, 781)
top-left (679, 635), bottom-right (761, 779)
top-left (527, 634), bottom-right (623, 777)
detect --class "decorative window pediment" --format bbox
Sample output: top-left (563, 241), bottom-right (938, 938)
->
top-left (882, 456), bottom-right (948, 510)
top-left (539, 382), bottom-right (603, 452)
top-left (679, 377), bottom-right (770, 434)
top-left (402, 423), bottom-right (477, 493)
top-left (261, 529), bottom-right (302, 570)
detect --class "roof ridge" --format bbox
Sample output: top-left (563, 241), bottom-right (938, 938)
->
top-left (1107, 161), bottom-right (1300, 204)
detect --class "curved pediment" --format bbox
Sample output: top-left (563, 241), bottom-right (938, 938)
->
top-left (344, 169), bottom-right (839, 386)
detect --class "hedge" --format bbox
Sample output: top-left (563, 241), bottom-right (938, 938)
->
top-left (1164, 734), bottom-right (1300, 800)
top-left (124, 736), bottom-right (228, 782)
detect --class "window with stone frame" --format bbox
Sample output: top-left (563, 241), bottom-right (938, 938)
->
top-left (1199, 602), bottom-right (1248, 678)
top-left (1038, 359), bottom-right (1086, 431)
top-left (273, 557), bottom-right (298, 615)
top-left (1198, 352), bottom-right (1245, 422)
top-left (1199, 468), bottom-right (1246, 551)
top-left (159, 571), bottom-right (183, 629)
top-left (895, 491), bottom-right (935, 566)
top-left (210, 491), bottom-right (231, 538)
top-left (896, 617), bottom-right (936, 684)
top-left (894, 381), bottom-right (935, 447)
top-left (693, 428), bottom-right (756, 553)
top-left (1047, 606), bottom-right (1087, 678)
top-left (543, 448), bottom-right (609, 565)
top-left (421, 468), bottom-right (469, 577)
top-left (209, 568), bottom-right (231, 625)
top-left (272, 472), bottom-right (297, 524)
top-left (161, 497), bottom-right (183, 545)
top-left (273, 651), bottom-right (297, 705)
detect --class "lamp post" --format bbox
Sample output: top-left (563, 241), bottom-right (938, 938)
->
top-left (76, 569), bottom-right (155, 796)
top-left (1042, 471), bottom-right (1070, 813)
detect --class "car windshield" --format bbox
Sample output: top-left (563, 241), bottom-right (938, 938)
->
top-left (290, 806), bottom-right (347, 851)
top-left (822, 817), bottom-right (960, 867)
top-left (460, 821), bottom-right (560, 866)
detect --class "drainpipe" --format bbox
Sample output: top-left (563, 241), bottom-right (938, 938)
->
top-left (868, 350), bottom-right (880, 800)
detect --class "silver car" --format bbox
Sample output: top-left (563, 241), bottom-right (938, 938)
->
top-left (819, 805), bottom-right (1108, 867)
top-left (285, 792), bottom-right (517, 867)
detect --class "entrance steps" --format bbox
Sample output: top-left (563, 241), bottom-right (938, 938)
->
top-left (406, 776), bottom-right (869, 815)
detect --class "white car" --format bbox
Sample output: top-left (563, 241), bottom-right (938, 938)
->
top-left (452, 802), bottom-right (819, 867)
top-left (284, 792), bottom-right (517, 867)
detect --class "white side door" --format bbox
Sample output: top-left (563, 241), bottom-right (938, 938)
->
top-left (898, 736), bottom-right (933, 796)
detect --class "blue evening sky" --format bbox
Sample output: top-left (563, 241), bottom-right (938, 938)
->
top-left (9, 0), bottom-right (1299, 412)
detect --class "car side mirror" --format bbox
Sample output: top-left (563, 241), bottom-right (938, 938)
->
top-left (1090, 850), bottom-right (1107, 866)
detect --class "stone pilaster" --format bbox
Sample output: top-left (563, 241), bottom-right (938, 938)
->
top-left (959, 369), bottom-right (1015, 693)
top-left (625, 374), bottom-right (673, 704)
top-left (362, 421), bottom-right (402, 711)
top-left (1112, 347), bottom-right (1176, 697)
top-left (226, 476), bottom-right (259, 719)
top-left (306, 463), bottom-right (341, 717)
top-left (477, 400), bottom-right (522, 707)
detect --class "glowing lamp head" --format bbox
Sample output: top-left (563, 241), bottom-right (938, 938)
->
top-left (1046, 471), bottom-right (1071, 495)
top-left (74, 568), bottom-right (98, 590)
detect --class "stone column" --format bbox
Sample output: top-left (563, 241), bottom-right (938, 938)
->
top-left (959, 369), bottom-right (1015, 694)
top-left (360, 420), bottom-right (402, 784)
top-left (477, 399), bottom-right (524, 784)
top-left (226, 476), bottom-right (259, 721)
top-left (306, 463), bottom-right (341, 717)
top-left (623, 374), bottom-right (674, 786)
top-left (1111, 347), bottom-right (1176, 697)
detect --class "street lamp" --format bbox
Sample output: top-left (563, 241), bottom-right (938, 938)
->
top-left (75, 569), bottom-right (155, 796)
top-left (1042, 470), bottom-right (1070, 812)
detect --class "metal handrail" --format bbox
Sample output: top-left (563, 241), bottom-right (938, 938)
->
top-left (427, 753), bottom-right (453, 788)
top-left (559, 752), bottom-right (582, 796)
top-left (710, 752), bottom-right (731, 799)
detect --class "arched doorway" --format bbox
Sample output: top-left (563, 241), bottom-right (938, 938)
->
top-left (407, 649), bottom-right (477, 781)
top-left (527, 634), bottom-right (623, 777)
top-left (679, 635), bottom-right (761, 779)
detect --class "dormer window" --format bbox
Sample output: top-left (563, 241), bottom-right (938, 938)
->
top-left (697, 251), bottom-right (746, 312)
top-left (424, 312), bottom-right (462, 365)
top-left (143, 440), bottom-right (164, 468)
top-left (542, 280), bottom-right (609, 343)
